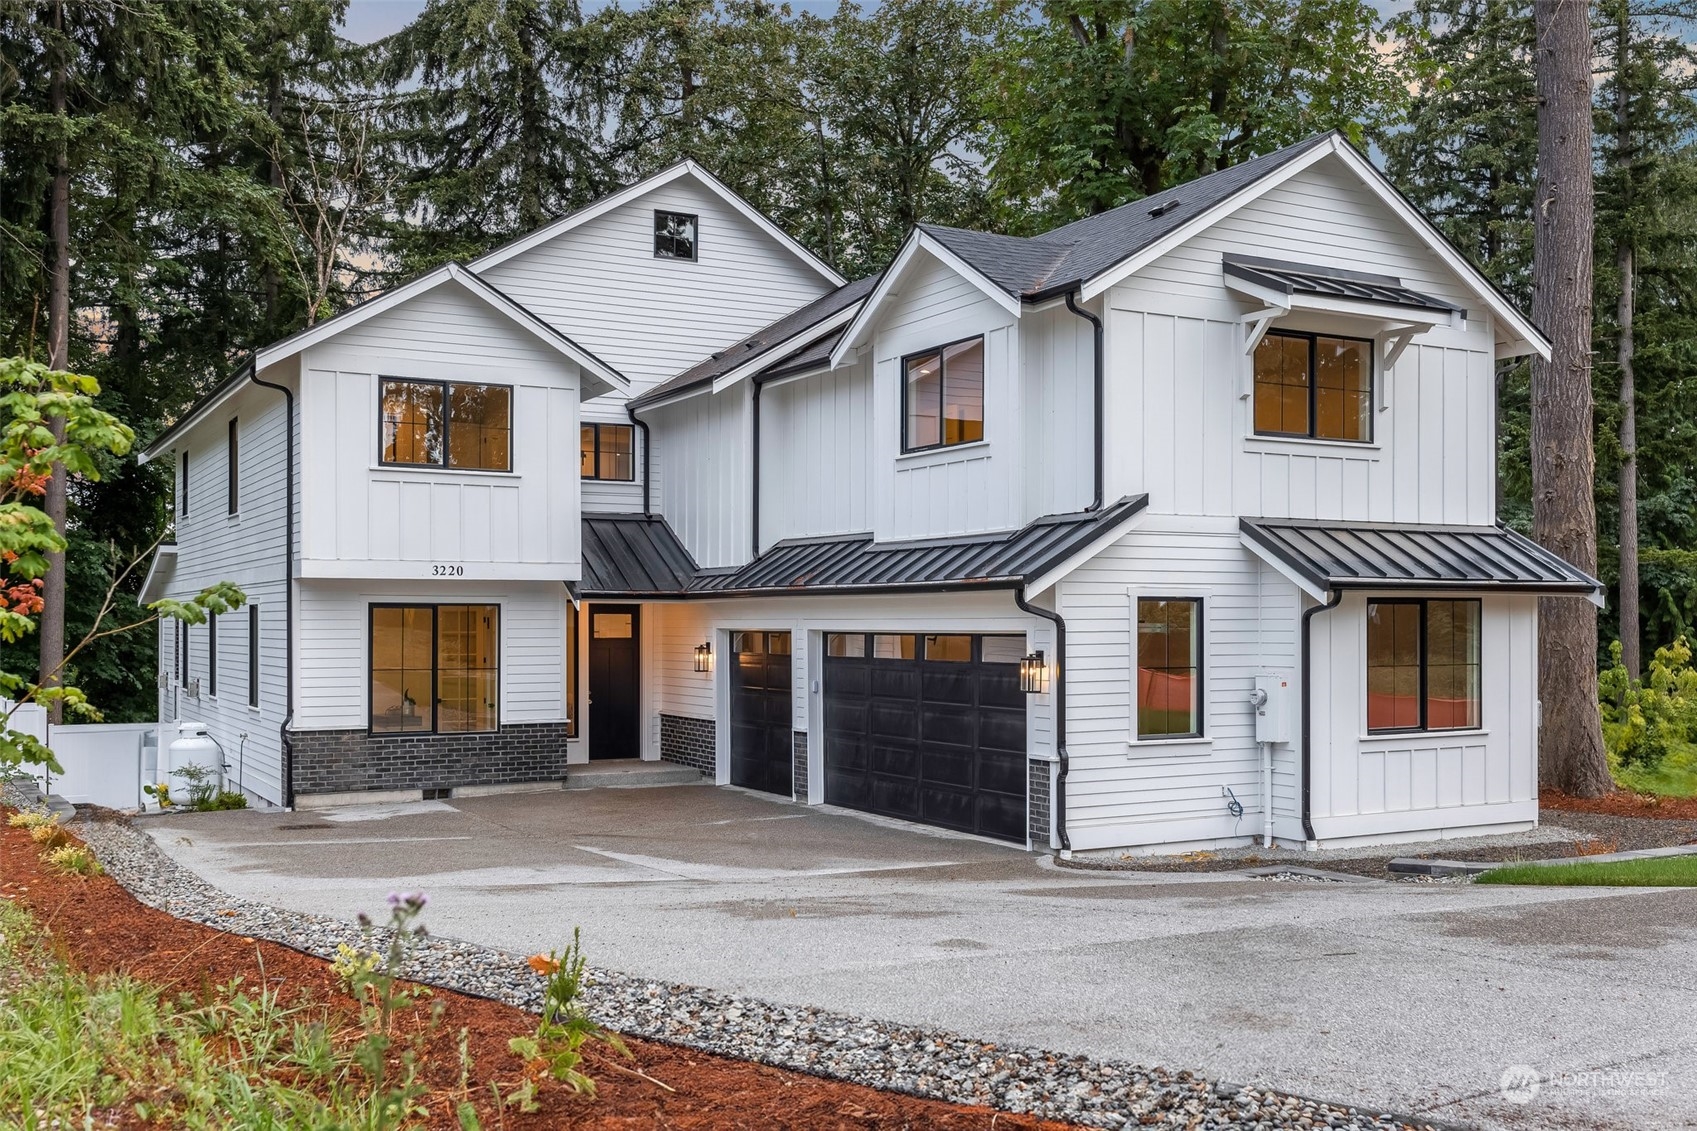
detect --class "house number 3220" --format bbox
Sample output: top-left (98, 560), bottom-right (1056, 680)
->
top-left (432, 564), bottom-right (465, 577)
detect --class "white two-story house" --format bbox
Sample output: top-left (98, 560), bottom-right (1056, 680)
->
top-left (140, 133), bottom-right (1598, 853)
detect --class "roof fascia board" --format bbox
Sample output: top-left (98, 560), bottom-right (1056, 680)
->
top-left (830, 231), bottom-right (1020, 369)
top-left (1321, 141), bottom-right (1550, 360)
top-left (469, 160), bottom-right (845, 287)
top-left (138, 371), bottom-right (252, 463)
top-left (255, 264), bottom-right (628, 397)
top-left (1078, 142), bottom-right (1335, 302)
top-left (137, 545), bottom-right (177, 604)
top-left (1021, 505), bottom-right (1151, 598)
top-left (632, 380), bottom-right (714, 413)
top-left (757, 364), bottom-right (831, 392)
top-left (1239, 526), bottom-right (1332, 603)
top-left (710, 302), bottom-right (862, 395)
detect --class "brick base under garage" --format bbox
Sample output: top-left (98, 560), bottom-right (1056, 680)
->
top-left (288, 722), bottom-right (569, 800)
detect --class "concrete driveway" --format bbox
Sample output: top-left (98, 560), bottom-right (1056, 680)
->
top-left (147, 785), bottom-right (1696, 1131)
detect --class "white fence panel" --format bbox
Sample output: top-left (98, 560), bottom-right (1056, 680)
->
top-left (35, 723), bottom-right (157, 809)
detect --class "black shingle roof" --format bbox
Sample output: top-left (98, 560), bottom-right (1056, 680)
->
top-left (633, 272), bottom-right (881, 409)
top-left (920, 133), bottom-right (1335, 300)
top-left (1239, 518), bottom-right (1601, 596)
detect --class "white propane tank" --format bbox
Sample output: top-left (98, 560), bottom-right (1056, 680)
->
top-left (163, 721), bottom-right (221, 807)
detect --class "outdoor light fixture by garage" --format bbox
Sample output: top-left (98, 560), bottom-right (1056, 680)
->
top-left (693, 641), bottom-right (713, 673)
top-left (1020, 650), bottom-right (1048, 694)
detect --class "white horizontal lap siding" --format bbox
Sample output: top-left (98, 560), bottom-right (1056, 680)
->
top-left (653, 602), bottom-right (715, 719)
top-left (1308, 593), bottom-right (1536, 838)
top-left (1021, 303), bottom-right (1096, 518)
top-left (295, 580), bottom-right (567, 731)
top-left (1058, 521), bottom-right (1304, 850)
top-left (160, 383), bottom-right (293, 805)
top-left (1107, 154), bottom-right (1496, 526)
top-left (648, 386), bottom-right (750, 568)
top-left (477, 179), bottom-right (832, 397)
top-left (298, 281), bottom-right (581, 580)
top-left (871, 255), bottom-right (1021, 540)
top-left (760, 361), bottom-right (873, 543)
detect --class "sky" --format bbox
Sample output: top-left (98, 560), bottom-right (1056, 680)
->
top-left (341, 0), bottom-right (846, 44)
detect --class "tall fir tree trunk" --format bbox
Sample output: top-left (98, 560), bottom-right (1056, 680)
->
top-left (1613, 8), bottom-right (1640, 680)
top-left (1531, 0), bottom-right (1610, 796)
top-left (39, 0), bottom-right (69, 725)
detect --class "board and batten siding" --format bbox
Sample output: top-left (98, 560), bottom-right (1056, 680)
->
top-left (155, 380), bottom-right (294, 806)
top-left (1057, 518), bottom-right (1304, 851)
top-left (1306, 592), bottom-right (1538, 840)
top-left (1020, 301), bottom-right (1097, 519)
top-left (647, 384), bottom-right (752, 568)
top-left (296, 280), bottom-right (583, 580)
top-left (870, 253), bottom-right (1022, 541)
top-left (759, 361), bottom-right (874, 544)
top-left (294, 579), bottom-right (569, 732)
top-left (476, 178), bottom-right (833, 398)
top-left (1104, 153), bottom-right (1496, 526)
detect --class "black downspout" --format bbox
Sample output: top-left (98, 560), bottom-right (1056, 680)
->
top-left (1015, 585), bottom-right (1070, 854)
top-left (250, 368), bottom-right (296, 808)
top-left (1063, 291), bottom-right (1104, 513)
top-left (1299, 589), bottom-right (1343, 844)
top-left (626, 402), bottom-right (652, 517)
top-left (750, 379), bottom-right (761, 559)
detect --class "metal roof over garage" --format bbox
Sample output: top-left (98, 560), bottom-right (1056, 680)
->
top-left (1239, 517), bottom-right (1603, 604)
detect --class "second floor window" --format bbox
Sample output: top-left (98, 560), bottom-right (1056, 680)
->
top-left (654, 210), bottom-right (698, 260)
top-left (581, 423), bottom-right (635, 481)
top-left (904, 336), bottom-right (984, 452)
top-left (380, 378), bottom-right (512, 471)
top-left (1253, 330), bottom-right (1372, 443)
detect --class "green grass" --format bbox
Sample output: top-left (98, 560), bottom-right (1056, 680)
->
top-left (0, 896), bottom-right (446, 1129)
top-left (1613, 741), bottom-right (1697, 798)
top-left (1475, 854), bottom-right (1697, 887)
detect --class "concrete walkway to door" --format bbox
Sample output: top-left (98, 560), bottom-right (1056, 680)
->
top-left (145, 785), bottom-right (1696, 1131)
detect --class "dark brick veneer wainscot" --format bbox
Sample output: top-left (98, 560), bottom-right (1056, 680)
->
top-left (660, 713), bottom-right (716, 774)
top-left (1027, 758), bottom-right (1051, 849)
top-left (289, 723), bottom-right (568, 796)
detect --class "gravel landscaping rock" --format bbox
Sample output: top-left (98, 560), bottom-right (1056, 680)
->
top-left (3, 786), bottom-right (1450, 1131)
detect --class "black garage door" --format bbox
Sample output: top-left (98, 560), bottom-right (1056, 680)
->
top-left (822, 633), bottom-right (1027, 843)
top-left (730, 631), bottom-right (793, 795)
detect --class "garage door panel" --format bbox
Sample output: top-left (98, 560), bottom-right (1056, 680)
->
top-left (823, 633), bottom-right (1028, 844)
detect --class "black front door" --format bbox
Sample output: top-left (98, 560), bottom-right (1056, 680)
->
top-left (588, 605), bottom-right (640, 760)
top-left (730, 631), bottom-right (793, 794)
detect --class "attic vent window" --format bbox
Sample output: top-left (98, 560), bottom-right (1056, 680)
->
top-left (654, 210), bottom-right (698, 261)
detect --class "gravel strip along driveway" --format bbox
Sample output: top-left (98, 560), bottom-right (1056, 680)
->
top-left (26, 799), bottom-right (1449, 1131)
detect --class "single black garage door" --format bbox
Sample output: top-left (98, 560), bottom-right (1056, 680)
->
top-left (822, 633), bottom-right (1027, 843)
top-left (730, 631), bottom-right (793, 795)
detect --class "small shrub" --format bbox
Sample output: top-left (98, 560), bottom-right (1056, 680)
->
top-left (330, 943), bottom-right (382, 991)
top-left (28, 820), bottom-right (70, 850)
top-left (1599, 638), bottom-right (1697, 767)
top-left (142, 782), bottom-right (172, 808)
top-left (202, 790), bottom-right (248, 811)
top-left (43, 844), bottom-right (102, 876)
top-left (1573, 837), bottom-right (1619, 857)
top-left (170, 762), bottom-right (220, 809)
top-left (506, 928), bottom-right (629, 1108)
top-left (7, 810), bottom-right (54, 829)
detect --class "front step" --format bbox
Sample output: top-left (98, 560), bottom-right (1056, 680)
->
top-left (563, 759), bottom-right (707, 789)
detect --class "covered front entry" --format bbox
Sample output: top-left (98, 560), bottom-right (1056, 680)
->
top-left (588, 605), bottom-right (640, 760)
top-left (729, 631), bottom-right (793, 795)
top-left (822, 633), bottom-right (1027, 843)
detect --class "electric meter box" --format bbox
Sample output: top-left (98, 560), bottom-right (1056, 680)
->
top-left (1254, 672), bottom-right (1293, 745)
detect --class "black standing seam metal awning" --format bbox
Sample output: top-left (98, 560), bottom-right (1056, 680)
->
top-left (1222, 253), bottom-right (1464, 317)
top-left (1239, 517), bottom-right (1602, 599)
top-left (578, 496), bottom-right (1149, 600)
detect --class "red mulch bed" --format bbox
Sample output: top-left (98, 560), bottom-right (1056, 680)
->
top-left (0, 813), bottom-right (1079, 1130)
top-left (1540, 787), bottom-right (1697, 821)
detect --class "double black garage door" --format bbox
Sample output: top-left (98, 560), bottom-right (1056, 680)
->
top-left (822, 633), bottom-right (1028, 843)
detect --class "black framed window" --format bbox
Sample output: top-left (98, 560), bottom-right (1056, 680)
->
top-left (903, 336), bottom-right (984, 451)
top-left (178, 619), bottom-right (189, 687)
top-left (248, 604), bottom-right (260, 709)
top-left (1136, 598), bottom-right (1202, 739)
top-left (180, 450), bottom-right (189, 516)
top-left (580, 423), bottom-right (635, 481)
top-left (207, 612), bottom-right (218, 697)
top-left (370, 604), bottom-right (500, 734)
top-left (1367, 598), bottom-right (1481, 733)
top-left (1252, 330), bottom-right (1372, 443)
top-left (227, 418), bottom-right (239, 515)
top-left (654, 210), bottom-right (698, 260)
top-left (565, 601), bottom-right (579, 738)
top-left (379, 378), bottom-right (512, 471)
